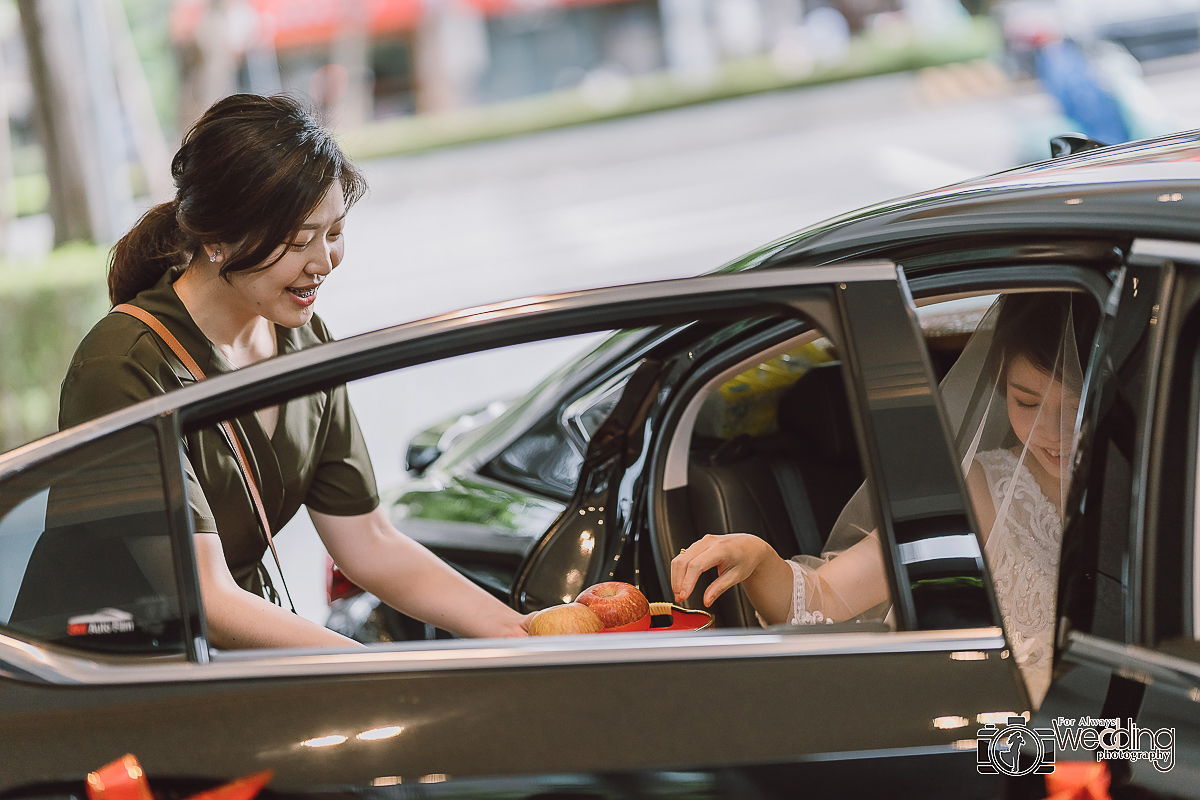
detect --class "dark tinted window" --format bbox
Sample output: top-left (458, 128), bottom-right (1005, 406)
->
top-left (0, 426), bottom-right (184, 654)
top-left (486, 363), bottom-right (636, 500)
top-left (487, 415), bottom-right (584, 500)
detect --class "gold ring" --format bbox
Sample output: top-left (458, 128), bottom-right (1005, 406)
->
top-left (679, 547), bottom-right (687, 555)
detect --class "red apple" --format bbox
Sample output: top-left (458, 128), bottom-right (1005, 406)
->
top-left (575, 582), bottom-right (650, 629)
top-left (528, 602), bottom-right (604, 636)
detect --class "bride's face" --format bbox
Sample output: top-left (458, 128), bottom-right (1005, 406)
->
top-left (1005, 353), bottom-right (1082, 486)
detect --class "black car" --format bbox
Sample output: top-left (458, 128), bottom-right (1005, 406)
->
top-left (4, 132), bottom-right (1200, 798)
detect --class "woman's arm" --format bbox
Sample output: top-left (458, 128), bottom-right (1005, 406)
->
top-left (311, 507), bottom-right (530, 639)
top-left (966, 459), bottom-right (997, 546)
top-left (194, 533), bottom-right (360, 649)
top-left (672, 530), bottom-right (890, 626)
top-left (676, 461), bottom-right (999, 626)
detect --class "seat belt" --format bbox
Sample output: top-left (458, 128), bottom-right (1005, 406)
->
top-left (769, 456), bottom-right (823, 556)
top-left (112, 303), bottom-right (297, 614)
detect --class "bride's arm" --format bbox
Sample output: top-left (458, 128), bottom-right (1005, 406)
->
top-left (671, 531), bottom-right (891, 626)
top-left (674, 459), bottom-right (999, 625)
top-left (966, 460), bottom-right (997, 546)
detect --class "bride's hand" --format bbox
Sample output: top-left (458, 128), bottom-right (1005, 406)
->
top-left (671, 533), bottom-right (775, 607)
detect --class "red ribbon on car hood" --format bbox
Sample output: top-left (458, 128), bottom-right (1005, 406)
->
top-left (1043, 762), bottom-right (1111, 800)
top-left (86, 754), bottom-right (272, 800)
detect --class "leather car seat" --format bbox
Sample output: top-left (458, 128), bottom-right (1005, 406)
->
top-left (685, 361), bottom-right (863, 628)
top-left (775, 361), bottom-right (864, 540)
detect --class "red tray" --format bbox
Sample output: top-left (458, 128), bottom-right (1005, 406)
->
top-left (649, 603), bottom-right (714, 631)
top-left (597, 602), bottom-right (714, 633)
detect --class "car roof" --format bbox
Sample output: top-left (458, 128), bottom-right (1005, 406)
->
top-left (714, 129), bottom-right (1200, 272)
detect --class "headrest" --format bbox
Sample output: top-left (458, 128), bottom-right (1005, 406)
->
top-left (776, 362), bottom-right (857, 465)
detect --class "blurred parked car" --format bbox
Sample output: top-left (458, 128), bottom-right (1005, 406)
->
top-left (5, 131), bottom-right (1200, 797)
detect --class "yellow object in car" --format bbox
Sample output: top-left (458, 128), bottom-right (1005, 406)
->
top-left (708, 341), bottom-right (834, 439)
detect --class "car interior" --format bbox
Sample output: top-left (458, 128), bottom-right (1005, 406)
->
top-left (658, 294), bottom-right (996, 629)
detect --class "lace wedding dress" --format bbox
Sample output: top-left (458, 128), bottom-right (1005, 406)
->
top-left (778, 447), bottom-right (1062, 705)
top-left (975, 448), bottom-right (1061, 705)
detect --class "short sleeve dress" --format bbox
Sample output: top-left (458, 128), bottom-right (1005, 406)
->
top-left (59, 267), bottom-right (379, 597)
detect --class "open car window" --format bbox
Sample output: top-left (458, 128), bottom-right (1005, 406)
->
top-left (667, 286), bottom-right (1102, 708)
top-left (674, 322), bottom-right (893, 626)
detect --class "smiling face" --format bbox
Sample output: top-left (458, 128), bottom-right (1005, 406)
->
top-left (223, 179), bottom-right (347, 328)
top-left (1005, 353), bottom-right (1082, 489)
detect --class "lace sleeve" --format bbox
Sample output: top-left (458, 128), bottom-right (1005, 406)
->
top-left (756, 531), bottom-right (891, 627)
top-left (788, 559), bottom-right (834, 625)
top-left (756, 559), bottom-right (835, 627)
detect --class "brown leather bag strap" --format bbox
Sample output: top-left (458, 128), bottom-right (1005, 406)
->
top-left (112, 303), bottom-right (296, 613)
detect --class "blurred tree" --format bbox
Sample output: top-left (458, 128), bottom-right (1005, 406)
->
top-left (16, 0), bottom-right (101, 244)
top-left (107, 0), bottom-right (172, 201)
top-left (177, 0), bottom-right (237, 130)
top-left (16, 0), bottom-right (153, 245)
top-left (330, 0), bottom-right (370, 127)
top-left (120, 0), bottom-right (180, 141)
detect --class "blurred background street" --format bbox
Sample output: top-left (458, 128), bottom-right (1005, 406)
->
top-left (3, 0), bottom-right (1200, 619)
top-left (332, 56), bottom-right (1200, 337)
top-left (294, 55), bottom-right (1200, 621)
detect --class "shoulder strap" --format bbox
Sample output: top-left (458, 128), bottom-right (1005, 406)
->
top-left (112, 303), bottom-right (297, 614)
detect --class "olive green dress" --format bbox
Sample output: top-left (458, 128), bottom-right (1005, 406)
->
top-left (59, 268), bottom-right (379, 597)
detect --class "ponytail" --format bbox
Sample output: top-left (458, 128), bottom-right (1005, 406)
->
top-left (107, 200), bottom-right (187, 306)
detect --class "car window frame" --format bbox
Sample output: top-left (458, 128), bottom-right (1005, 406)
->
top-left (1126, 240), bottom-right (1200, 643)
top-left (1109, 238), bottom-right (1200, 650)
top-left (0, 264), bottom-right (1017, 688)
top-left (644, 268), bottom-right (1010, 635)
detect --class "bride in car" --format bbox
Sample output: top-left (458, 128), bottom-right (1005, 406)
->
top-left (670, 291), bottom-right (1098, 705)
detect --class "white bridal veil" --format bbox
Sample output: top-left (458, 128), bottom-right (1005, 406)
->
top-left (778, 292), bottom-right (1093, 704)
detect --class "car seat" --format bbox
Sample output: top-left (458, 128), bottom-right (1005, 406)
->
top-left (685, 361), bottom-right (863, 627)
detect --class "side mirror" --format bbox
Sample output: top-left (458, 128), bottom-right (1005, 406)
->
top-left (405, 432), bottom-right (442, 476)
top-left (403, 400), bottom-right (513, 476)
top-left (1050, 133), bottom-right (1106, 158)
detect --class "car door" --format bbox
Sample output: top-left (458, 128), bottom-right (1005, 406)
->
top-left (1041, 237), bottom-right (1200, 798)
top-left (0, 263), bottom-right (1023, 798)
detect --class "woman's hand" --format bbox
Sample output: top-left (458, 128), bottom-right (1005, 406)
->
top-left (487, 610), bottom-right (535, 638)
top-left (671, 533), bottom-right (776, 608)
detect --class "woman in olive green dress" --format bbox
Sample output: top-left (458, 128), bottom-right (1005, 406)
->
top-left (60, 94), bottom-right (530, 648)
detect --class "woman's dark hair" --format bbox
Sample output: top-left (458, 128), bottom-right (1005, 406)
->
top-left (108, 94), bottom-right (367, 305)
top-left (993, 292), bottom-right (1100, 380)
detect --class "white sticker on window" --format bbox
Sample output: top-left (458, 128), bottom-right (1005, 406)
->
top-left (67, 608), bottom-right (135, 636)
